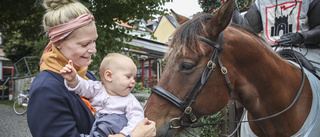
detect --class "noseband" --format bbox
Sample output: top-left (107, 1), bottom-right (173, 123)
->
top-left (151, 32), bottom-right (234, 128)
top-left (151, 31), bottom-right (307, 131)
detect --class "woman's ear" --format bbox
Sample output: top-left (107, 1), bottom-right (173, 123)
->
top-left (104, 70), bottom-right (112, 82)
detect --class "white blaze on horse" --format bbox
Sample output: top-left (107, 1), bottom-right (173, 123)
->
top-left (144, 0), bottom-right (320, 136)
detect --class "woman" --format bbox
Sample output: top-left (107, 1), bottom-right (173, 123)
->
top-left (27, 0), bottom-right (156, 136)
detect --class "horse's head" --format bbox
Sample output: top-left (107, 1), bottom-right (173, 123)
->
top-left (144, 0), bottom-right (237, 136)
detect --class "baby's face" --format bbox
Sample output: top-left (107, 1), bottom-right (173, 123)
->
top-left (108, 61), bottom-right (137, 97)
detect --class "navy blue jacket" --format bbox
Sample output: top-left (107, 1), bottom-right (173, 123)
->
top-left (27, 70), bottom-right (96, 137)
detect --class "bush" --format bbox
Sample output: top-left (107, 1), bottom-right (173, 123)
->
top-left (132, 82), bottom-right (150, 93)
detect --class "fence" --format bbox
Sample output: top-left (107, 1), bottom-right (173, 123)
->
top-left (11, 75), bottom-right (35, 100)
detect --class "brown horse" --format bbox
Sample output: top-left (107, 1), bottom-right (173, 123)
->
top-left (144, 0), bottom-right (319, 136)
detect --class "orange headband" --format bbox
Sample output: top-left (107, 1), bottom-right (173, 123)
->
top-left (40, 13), bottom-right (95, 66)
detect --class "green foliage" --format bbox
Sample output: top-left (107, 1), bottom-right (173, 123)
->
top-left (0, 0), bottom-right (170, 75)
top-left (176, 112), bottom-right (226, 137)
top-left (132, 82), bottom-right (150, 93)
top-left (199, 0), bottom-right (255, 13)
top-left (198, 0), bottom-right (222, 13)
top-left (3, 31), bottom-right (36, 64)
top-left (0, 0), bottom-right (44, 41)
top-left (197, 112), bottom-right (225, 136)
top-left (0, 101), bottom-right (13, 107)
top-left (83, 0), bottom-right (170, 72)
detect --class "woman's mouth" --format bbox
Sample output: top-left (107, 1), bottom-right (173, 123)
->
top-left (81, 56), bottom-right (91, 60)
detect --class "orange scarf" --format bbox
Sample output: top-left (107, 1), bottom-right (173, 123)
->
top-left (40, 45), bottom-right (96, 115)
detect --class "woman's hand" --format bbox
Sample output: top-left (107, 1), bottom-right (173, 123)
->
top-left (131, 118), bottom-right (156, 137)
top-left (108, 134), bottom-right (125, 137)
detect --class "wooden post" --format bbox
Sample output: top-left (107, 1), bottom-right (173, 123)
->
top-left (148, 59), bottom-right (152, 88)
top-left (141, 60), bottom-right (144, 88)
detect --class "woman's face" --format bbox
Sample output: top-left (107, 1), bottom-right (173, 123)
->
top-left (59, 23), bottom-right (98, 67)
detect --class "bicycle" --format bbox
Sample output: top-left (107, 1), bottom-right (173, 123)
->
top-left (13, 89), bottom-right (29, 115)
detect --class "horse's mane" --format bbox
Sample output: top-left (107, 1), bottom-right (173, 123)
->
top-left (167, 13), bottom-right (266, 60)
top-left (167, 13), bottom-right (213, 59)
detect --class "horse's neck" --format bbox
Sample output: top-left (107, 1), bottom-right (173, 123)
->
top-left (229, 30), bottom-right (312, 136)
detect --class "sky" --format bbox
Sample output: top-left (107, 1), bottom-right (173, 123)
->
top-left (162, 0), bottom-right (203, 17)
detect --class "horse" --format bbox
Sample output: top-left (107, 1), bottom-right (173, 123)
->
top-left (144, 0), bottom-right (320, 136)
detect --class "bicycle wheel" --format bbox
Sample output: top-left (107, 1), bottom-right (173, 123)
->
top-left (13, 96), bottom-right (28, 115)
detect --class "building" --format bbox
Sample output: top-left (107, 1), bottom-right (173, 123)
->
top-left (0, 44), bottom-right (14, 100)
top-left (153, 15), bottom-right (179, 43)
top-left (117, 18), bottom-right (174, 88)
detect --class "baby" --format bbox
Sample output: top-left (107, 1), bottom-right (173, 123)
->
top-left (60, 53), bottom-right (144, 137)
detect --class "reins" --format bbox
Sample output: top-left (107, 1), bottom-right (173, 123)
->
top-left (152, 32), bottom-right (230, 128)
top-left (151, 32), bottom-right (307, 136)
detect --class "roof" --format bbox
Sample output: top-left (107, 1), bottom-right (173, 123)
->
top-left (165, 16), bottom-right (179, 28)
top-left (122, 37), bottom-right (168, 58)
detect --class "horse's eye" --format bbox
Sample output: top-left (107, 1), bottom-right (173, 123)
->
top-left (179, 62), bottom-right (195, 71)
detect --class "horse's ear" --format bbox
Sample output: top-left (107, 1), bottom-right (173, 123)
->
top-left (207, 0), bottom-right (234, 37)
top-left (171, 9), bottom-right (190, 25)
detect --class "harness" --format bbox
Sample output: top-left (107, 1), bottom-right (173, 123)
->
top-left (277, 49), bottom-right (320, 80)
top-left (152, 32), bottom-right (233, 128)
top-left (151, 31), bottom-right (307, 136)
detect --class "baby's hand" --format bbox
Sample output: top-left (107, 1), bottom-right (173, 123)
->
top-left (60, 60), bottom-right (77, 82)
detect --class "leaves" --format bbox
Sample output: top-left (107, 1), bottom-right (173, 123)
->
top-left (199, 0), bottom-right (255, 13)
top-left (0, 0), bottom-right (169, 74)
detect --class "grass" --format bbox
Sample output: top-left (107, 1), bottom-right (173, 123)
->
top-left (0, 100), bottom-right (14, 107)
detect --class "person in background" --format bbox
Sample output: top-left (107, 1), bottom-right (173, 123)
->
top-left (27, 0), bottom-right (156, 136)
top-left (60, 53), bottom-right (144, 137)
top-left (232, 0), bottom-right (320, 75)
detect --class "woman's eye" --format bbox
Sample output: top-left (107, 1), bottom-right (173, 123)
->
top-left (82, 40), bottom-right (96, 47)
top-left (82, 43), bottom-right (89, 47)
top-left (179, 62), bottom-right (195, 71)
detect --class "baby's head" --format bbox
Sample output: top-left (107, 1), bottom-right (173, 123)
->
top-left (100, 53), bottom-right (137, 96)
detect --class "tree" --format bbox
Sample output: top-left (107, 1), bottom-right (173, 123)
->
top-left (84, 0), bottom-right (170, 73)
top-left (199, 0), bottom-right (255, 13)
top-left (0, 0), bottom-right (170, 75)
top-left (0, 0), bottom-right (44, 63)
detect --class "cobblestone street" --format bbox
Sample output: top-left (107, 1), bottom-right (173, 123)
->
top-left (0, 103), bottom-right (32, 137)
top-left (0, 93), bottom-right (150, 137)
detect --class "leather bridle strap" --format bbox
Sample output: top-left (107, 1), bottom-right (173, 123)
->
top-left (151, 30), bottom-right (307, 133)
top-left (152, 32), bottom-right (235, 128)
top-left (151, 86), bottom-right (185, 111)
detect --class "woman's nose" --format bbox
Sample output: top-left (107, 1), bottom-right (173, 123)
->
top-left (87, 43), bottom-right (96, 54)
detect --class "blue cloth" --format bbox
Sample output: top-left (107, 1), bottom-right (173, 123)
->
top-left (90, 113), bottom-right (128, 137)
top-left (27, 70), bottom-right (96, 137)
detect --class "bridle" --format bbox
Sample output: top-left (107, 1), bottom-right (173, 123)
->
top-left (151, 31), bottom-right (234, 128)
top-left (151, 31), bottom-right (306, 131)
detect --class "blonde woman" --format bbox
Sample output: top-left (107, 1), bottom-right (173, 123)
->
top-left (27, 0), bottom-right (155, 136)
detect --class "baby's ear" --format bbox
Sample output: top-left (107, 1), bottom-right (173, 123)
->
top-left (104, 70), bottom-right (112, 82)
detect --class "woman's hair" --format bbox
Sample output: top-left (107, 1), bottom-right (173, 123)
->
top-left (42, 0), bottom-right (90, 32)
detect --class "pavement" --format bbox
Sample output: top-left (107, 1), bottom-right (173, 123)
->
top-left (0, 94), bottom-right (149, 137)
top-left (0, 103), bottom-right (32, 137)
